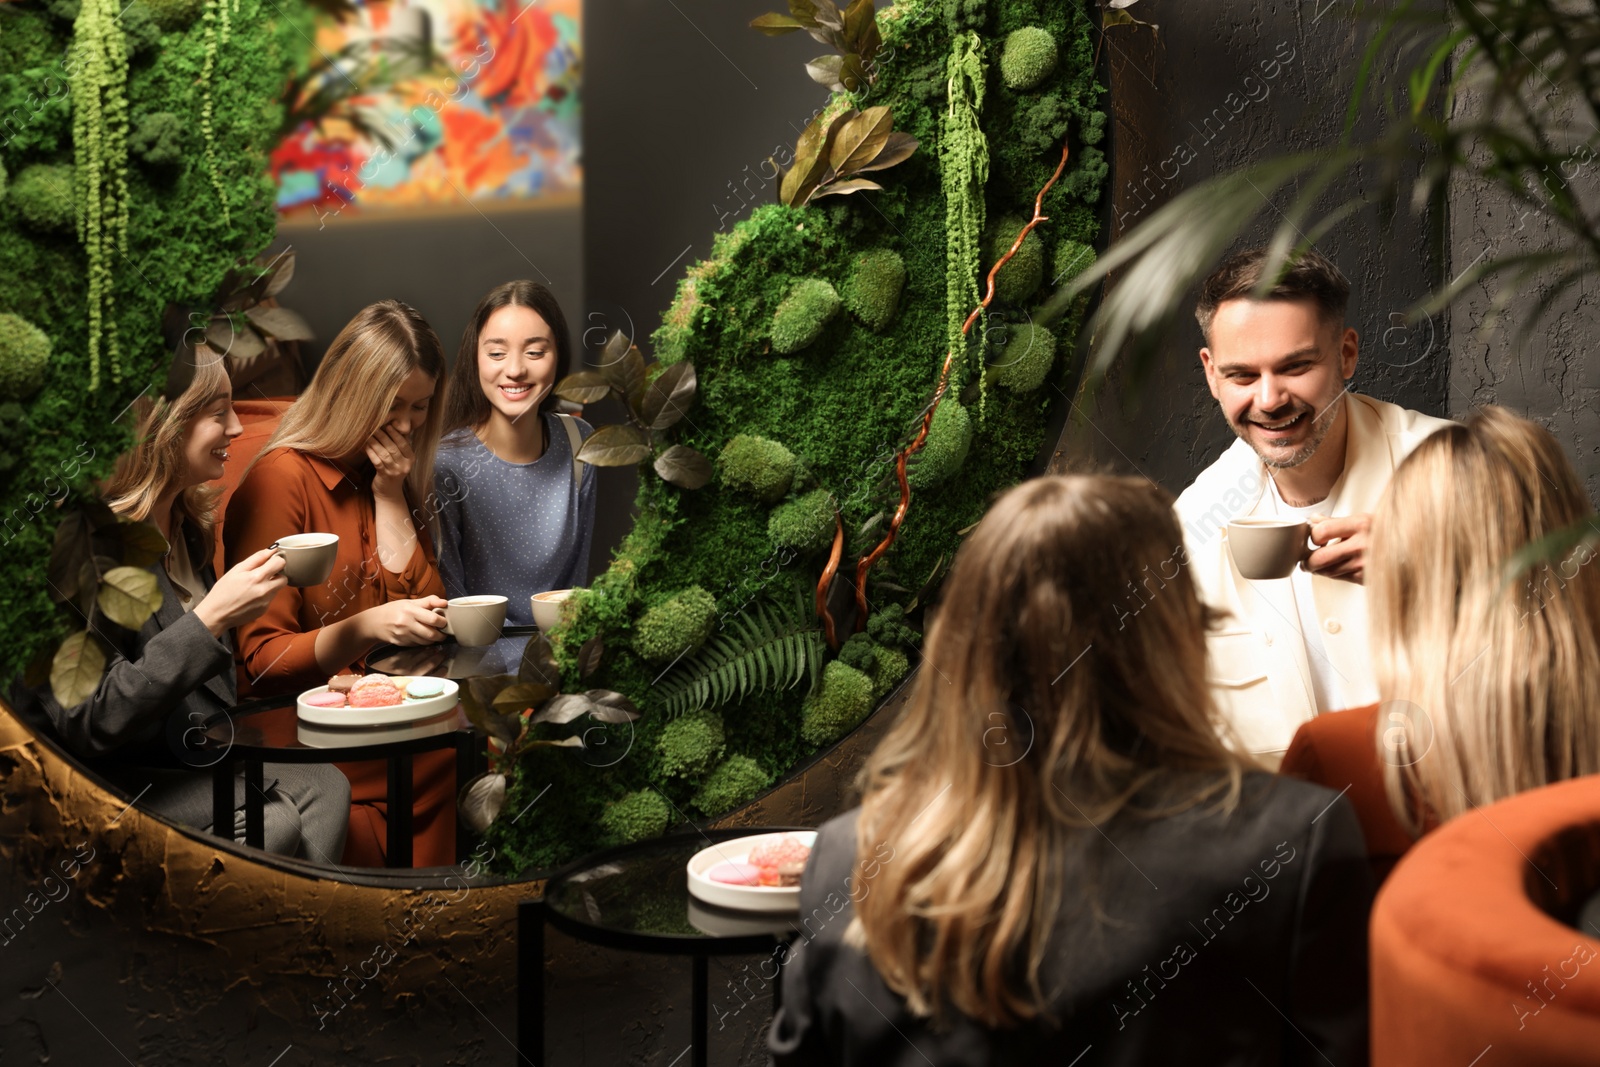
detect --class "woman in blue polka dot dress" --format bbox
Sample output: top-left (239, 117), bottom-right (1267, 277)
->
top-left (434, 281), bottom-right (597, 627)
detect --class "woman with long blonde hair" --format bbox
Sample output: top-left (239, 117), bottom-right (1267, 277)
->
top-left (15, 344), bottom-right (348, 859)
top-left (770, 474), bottom-right (1371, 1065)
top-left (1283, 405), bottom-right (1600, 880)
top-left (224, 299), bottom-right (455, 867)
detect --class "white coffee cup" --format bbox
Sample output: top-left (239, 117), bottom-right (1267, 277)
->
top-left (530, 588), bottom-right (572, 631)
top-left (271, 532), bottom-right (339, 587)
top-left (1226, 518), bottom-right (1312, 580)
top-left (439, 595), bottom-right (508, 647)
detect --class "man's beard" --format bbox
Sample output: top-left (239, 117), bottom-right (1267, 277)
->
top-left (1232, 389), bottom-right (1345, 470)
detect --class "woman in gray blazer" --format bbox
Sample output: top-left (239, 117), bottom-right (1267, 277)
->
top-left (769, 475), bottom-right (1371, 1066)
top-left (15, 349), bottom-right (348, 861)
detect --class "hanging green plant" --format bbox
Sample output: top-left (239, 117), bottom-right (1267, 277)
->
top-left (941, 29), bottom-right (988, 400)
top-left (70, 0), bottom-right (130, 390)
top-left (197, 0), bottom-right (233, 229)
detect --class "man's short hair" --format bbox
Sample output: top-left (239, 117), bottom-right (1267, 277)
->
top-left (1195, 246), bottom-right (1351, 340)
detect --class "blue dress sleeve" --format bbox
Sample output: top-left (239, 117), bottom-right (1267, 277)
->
top-left (433, 445), bottom-right (469, 600)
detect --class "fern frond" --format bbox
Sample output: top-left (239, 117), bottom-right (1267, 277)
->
top-left (652, 584), bottom-right (827, 719)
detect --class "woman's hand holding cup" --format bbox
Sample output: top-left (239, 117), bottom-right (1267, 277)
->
top-left (194, 548), bottom-right (288, 637)
top-left (362, 596), bottom-right (449, 647)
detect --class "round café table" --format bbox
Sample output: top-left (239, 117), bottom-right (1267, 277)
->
top-left (195, 625), bottom-right (546, 867)
top-left (520, 827), bottom-right (812, 1067)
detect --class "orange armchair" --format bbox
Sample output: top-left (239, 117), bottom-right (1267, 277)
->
top-left (1372, 776), bottom-right (1600, 1065)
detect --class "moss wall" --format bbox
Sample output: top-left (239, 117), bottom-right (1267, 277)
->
top-left (0, 0), bottom-right (311, 676)
top-left (486, 0), bottom-right (1106, 872)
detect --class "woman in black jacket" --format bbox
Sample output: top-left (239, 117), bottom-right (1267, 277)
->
top-left (16, 347), bottom-right (348, 860)
top-left (769, 475), bottom-right (1372, 1066)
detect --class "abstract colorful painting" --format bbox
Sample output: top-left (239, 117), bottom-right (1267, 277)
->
top-left (271, 0), bottom-right (580, 222)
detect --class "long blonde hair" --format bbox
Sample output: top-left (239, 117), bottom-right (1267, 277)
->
top-left (1372, 405), bottom-right (1600, 832)
top-left (103, 345), bottom-right (231, 536)
top-left (850, 474), bottom-right (1250, 1026)
top-left (257, 300), bottom-right (446, 508)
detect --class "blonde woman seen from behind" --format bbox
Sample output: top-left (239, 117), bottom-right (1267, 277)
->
top-left (1282, 405), bottom-right (1600, 881)
top-left (770, 475), bottom-right (1373, 1066)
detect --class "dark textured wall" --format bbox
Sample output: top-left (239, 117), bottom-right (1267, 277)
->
top-left (1056, 0), bottom-right (1452, 491)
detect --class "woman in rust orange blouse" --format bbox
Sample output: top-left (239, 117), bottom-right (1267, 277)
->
top-left (224, 300), bottom-right (455, 867)
top-left (1282, 406), bottom-right (1600, 884)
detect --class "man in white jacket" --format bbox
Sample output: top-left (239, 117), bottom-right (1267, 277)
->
top-left (1173, 248), bottom-right (1452, 761)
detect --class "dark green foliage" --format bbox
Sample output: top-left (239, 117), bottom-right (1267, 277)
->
top-left (599, 789), bottom-right (673, 845)
top-left (491, 0), bottom-right (1105, 872)
top-left (633, 586), bottom-right (717, 664)
top-left (842, 247), bottom-right (906, 331)
top-left (0, 404), bottom-right (27, 479)
top-left (1053, 238), bottom-right (1096, 287)
top-left (770, 277), bottom-right (842, 354)
top-left (0, 314), bottom-right (50, 400)
top-left (985, 215), bottom-right (1044, 306)
top-left (1000, 26), bottom-right (1056, 90)
top-left (143, 0), bottom-right (205, 29)
top-left (8, 164), bottom-right (74, 233)
top-left (657, 709), bottom-right (726, 779)
top-left (993, 322), bottom-right (1055, 393)
top-left (717, 433), bottom-right (797, 503)
top-left (802, 660), bottom-right (875, 745)
top-left (43, 0), bottom-right (80, 23)
top-left (692, 755), bottom-right (773, 816)
top-left (943, 0), bottom-right (985, 33)
top-left (120, 2), bottom-right (162, 56)
top-left (906, 397), bottom-right (971, 489)
top-left (129, 111), bottom-right (183, 166)
top-left (768, 488), bottom-right (836, 552)
top-left (651, 584), bottom-right (826, 719)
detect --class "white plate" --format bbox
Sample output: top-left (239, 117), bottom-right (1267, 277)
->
top-left (295, 677), bottom-right (461, 726)
top-left (686, 831), bottom-right (817, 914)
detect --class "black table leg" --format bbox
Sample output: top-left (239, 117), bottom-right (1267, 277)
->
top-left (454, 732), bottom-right (474, 863)
top-left (517, 900), bottom-right (545, 1067)
top-left (693, 954), bottom-right (708, 1067)
top-left (388, 752), bottom-right (413, 868)
top-left (244, 760), bottom-right (265, 849)
top-left (211, 760), bottom-right (233, 842)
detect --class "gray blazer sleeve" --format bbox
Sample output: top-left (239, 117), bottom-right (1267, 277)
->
top-left (34, 609), bottom-right (233, 758)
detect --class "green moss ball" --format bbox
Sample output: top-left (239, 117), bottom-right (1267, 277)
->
top-left (9, 165), bottom-right (75, 234)
top-left (1053, 239), bottom-right (1097, 288)
top-left (0, 314), bottom-right (53, 401)
top-left (657, 710), bottom-right (726, 779)
top-left (1001, 27), bottom-right (1058, 91)
top-left (985, 217), bottom-right (1045, 306)
top-left (767, 488), bottom-right (836, 552)
top-left (143, 0), bottom-right (205, 29)
top-left (633, 586), bottom-right (718, 665)
top-left (599, 789), bottom-right (672, 845)
top-left (993, 323), bottom-right (1057, 394)
top-left (907, 399), bottom-right (972, 490)
top-left (801, 661), bottom-right (875, 746)
top-left (692, 755), bottom-right (773, 817)
top-left (717, 434), bottom-right (797, 504)
top-left (843, 249), bottom-right (906, 332)
top-left (771, 278), bottom-right (841, 354)
top-left (131, 112), bottom-right (185, 167)
top-left (870, 646), bottom-right (910, 699)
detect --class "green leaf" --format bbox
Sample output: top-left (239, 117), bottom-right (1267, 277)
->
top-left (599, 336), bottom-right (646, 410)
top-left (812, 178), bottom-right (885, 200)
top-left (640, 362), bottom-right (698, 430)
top-left (461, 675), bottom-right (522, 742)
top-left (782, 109), bottom-right (855, 207)
top-left (518, 633), bottom-right (562, 686)
top-left (244, 305), bottom-right (315, 342)
top-left (576, 424), bottom-right (653, 466)
top-left (750, 11), bottom-right (804, 34)
top-left (113, 520), bottom-right (169, 569)
top-left (854, 131), bottom-right (919, 173)
top-left (582, 690), bottom-right (640, 723)
top-left (47, 513), bottom-right (92, 603)
top-left (554, 370), bottom-right (613, 405)
top-left (829, 106), bottom-right (893, 176)
top-left (259, 248), bottom-right (297, 299)
top-left (806, 54), bottom-right (845, 90)
top-left (530, 693), bottom-right (596, 725)
top-left (654, 445), bottom-right (713, 490)
top-left (493, 682), bottom-right (558, 714)
top-left (50, 631), bottom-right (106, 709)
top-left (98, 566), bottom-right (162, 630)
top-left (578, 634), bottom-right (604, 678)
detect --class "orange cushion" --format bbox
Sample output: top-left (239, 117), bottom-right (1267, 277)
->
top-left (1373, 776), bottom-right (1600, 1065)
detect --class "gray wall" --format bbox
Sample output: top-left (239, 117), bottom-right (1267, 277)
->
top-left (1058, 0), bottom-right (1452, 490)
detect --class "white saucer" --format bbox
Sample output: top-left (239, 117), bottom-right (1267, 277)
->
top-left (686, 831), bottom-right (817, 914)
top-left (295, 677), bottom-right (461, 726)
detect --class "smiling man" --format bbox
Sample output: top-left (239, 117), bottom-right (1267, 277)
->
top-left (1174, 248), bottom-right (1452, 761)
